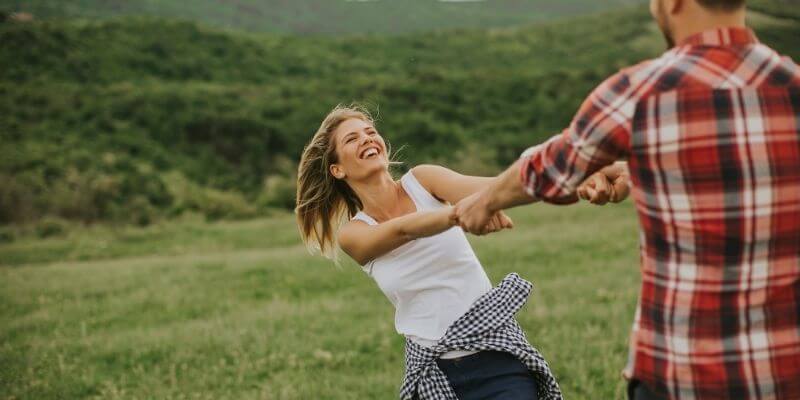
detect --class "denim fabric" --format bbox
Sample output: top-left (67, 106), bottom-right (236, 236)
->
top-left (434, 351), bottom-right (539, 400)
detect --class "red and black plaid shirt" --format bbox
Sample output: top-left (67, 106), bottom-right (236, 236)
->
top-left (521, 27), bottom-right (800, 399)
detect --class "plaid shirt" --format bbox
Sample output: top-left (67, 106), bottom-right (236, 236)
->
top-left (400, 273), bottom-right (562, 400)
top-left (521, 27), bottom-right (800, 399)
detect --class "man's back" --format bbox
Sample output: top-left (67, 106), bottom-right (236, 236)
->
top-left (618, 28), bottom-right (800, 398)
top-left (452, 1), bottom-right (800, 398)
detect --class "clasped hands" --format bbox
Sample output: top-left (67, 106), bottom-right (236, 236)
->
top-left (452, 164), bottom-right (630, 236)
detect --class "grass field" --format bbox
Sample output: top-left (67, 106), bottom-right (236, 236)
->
top-left (1, 0), bottom-right (646, 35)
top-left (1, 202), bottom-right (642, 399)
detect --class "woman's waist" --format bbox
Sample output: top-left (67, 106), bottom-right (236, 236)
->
top-left (406, 335), bottom-right (481, 359)
top-left (393, 284), bottom-right (491, 340)
top-left (395, 300), bottom-right (479, 339)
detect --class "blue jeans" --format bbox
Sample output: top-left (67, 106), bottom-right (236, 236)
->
top-left (434, 350), bottom-right (539, 400)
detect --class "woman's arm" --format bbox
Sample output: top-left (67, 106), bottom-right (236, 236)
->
top-left (407, 165), bottom-right (515, 236)
top-left (339, 207), bottom-right (458, 266)
top-left (340, 165), bottom-right (517, 265)
top-left (413, 161), bottom-right (632, 207)
top-left (411, 164), bottom-right (496, 204)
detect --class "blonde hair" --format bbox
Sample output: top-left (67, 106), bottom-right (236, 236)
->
top-left (295, 104), bottom-right (377, 262)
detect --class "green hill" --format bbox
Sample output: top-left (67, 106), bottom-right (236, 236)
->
top-left (1, 4), bottom-right (798, 228)
top-left (0, 0), bottom-right (646, 35)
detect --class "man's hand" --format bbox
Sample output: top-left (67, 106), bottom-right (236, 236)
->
top-left (455, 158), bottom-right (537, 235)
top-left (577, 171), bottom-right (613, 205)
top-left (577, 162), bottom-right (631, 205)
top-left (454, 190), bottom-right (496, 235)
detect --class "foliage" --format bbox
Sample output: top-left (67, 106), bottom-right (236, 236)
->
top-left (162, 171), bottom-right (257, 221)
top-left (257, 175), bottom-right (296, 211)
top-left (748, 0), bottom-right (800, 20)
top-left (0, 4), bottom-right (798, 226)
top-left (0, 226), bottom-right (15, 243)
top-left (34, 216), bottom-right (69, 238)
top-left (0, 0), bottom-right (647, 35)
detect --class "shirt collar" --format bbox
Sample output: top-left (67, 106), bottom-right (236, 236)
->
top-left (679, 26), bottom-right (759, 47)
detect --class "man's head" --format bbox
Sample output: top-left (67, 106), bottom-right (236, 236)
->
top-left (650, 0), bottom-right (746, 47)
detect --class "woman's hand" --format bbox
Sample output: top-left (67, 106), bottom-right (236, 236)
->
top-left (577, 172), bottom-right (614, 205)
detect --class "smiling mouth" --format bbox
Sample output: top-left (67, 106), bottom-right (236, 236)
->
top-left (359, 147), bottom-right (381, 159)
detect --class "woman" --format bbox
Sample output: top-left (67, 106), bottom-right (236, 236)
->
top-left (295, 105), bottom-right (623, 400)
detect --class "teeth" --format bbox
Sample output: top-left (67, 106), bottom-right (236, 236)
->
top-left (363, 148), bottom-right (378, 158)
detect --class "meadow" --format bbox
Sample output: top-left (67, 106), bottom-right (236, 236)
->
top-left (1, 0), bottom-right (646, 35)
top-left (1, 202), bottom-right (642, 399)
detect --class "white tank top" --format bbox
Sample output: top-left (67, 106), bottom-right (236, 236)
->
top-left (351, 171), bottom-right (493, 355)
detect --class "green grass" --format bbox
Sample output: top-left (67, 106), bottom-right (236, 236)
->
top-left (1, 0), bottom-right (646, 35)
top-left (1, 202), bottom-right (641, 399)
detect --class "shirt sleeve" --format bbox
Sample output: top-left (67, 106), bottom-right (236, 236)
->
top-left (520, 70), bottom-right (635, 204)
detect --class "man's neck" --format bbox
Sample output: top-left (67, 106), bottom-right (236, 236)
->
top-left (671, 8), bottom-right (747, 45)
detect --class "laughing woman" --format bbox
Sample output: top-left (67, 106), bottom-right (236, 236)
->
top-left (295, 105), bottom-right (625, 400)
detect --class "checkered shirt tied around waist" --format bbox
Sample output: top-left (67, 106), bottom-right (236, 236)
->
top-left (399, 273), bottom-right (562, 400)
top-left (521, 27), bottom-right (800, 399)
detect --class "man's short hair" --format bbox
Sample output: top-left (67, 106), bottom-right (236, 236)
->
top-left (696, 0), bottom-right (746, 11)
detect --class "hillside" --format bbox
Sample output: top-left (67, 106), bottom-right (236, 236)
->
top-left (0, 0), bottom-right (646, 35)
top-left (1, 5), bottom-right (798, 228)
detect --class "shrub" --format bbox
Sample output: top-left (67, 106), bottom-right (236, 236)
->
top-left (257, 174), bottom-right (296, 211)
top-left (35, 216), bottom-right (69, 238)
top-left (0, 226), bottom-right (15, 243)
top-left (162, 171), bottom-right (257, 221)
top-left (125, 195), bottom-right (159, 226)
top-left (0, 173), bottom-right (38, 224)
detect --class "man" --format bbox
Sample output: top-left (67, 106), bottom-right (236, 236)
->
top-left (455, 0), bottom-right (800, 399)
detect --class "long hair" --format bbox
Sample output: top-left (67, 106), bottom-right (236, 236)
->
top-left (295, 104), bottom-right (375, 262)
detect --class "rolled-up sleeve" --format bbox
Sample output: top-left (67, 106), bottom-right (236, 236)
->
top-left (520, 70), bottom-right (635, 204)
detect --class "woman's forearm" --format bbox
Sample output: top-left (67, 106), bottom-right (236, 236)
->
top-left (392, 207), bottom-right (457, 241)
top-left (341, 207), bottom-right (457, 265)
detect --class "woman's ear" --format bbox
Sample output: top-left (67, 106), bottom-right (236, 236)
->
top-left (330, 164), bottom-right (346, 180)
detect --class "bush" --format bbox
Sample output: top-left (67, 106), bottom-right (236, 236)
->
top-left (203, 191), bottom-right (257, 220)
top-left (47, 168), bottom-right (106, 222)
top-left (35, 216), bottom-right (69, 238)
top-left (162, 171), bottom-right (258, 221)
top-left (0, 173), bottom-right (38, 224)
top-left (125, 195), bottom-right (159, 226)
top-left (257, 174), bottom-right (296, 210)
top-left (0, 226), bottom-right (15, 243)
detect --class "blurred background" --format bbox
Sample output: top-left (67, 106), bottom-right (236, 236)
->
top-left (1, 1), bottom-right (798, 399)
top-left (0, 0), bottom-right (798, 230)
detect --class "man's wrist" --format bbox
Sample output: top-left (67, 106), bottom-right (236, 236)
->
top-left (485, 159), bottom-right (534, 212)
top-left (482, 187), bottom-right (501, 214)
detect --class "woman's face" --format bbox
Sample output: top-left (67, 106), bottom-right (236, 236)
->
top-left (329, 118), bottom-right (389, 181)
